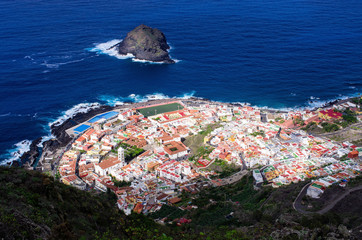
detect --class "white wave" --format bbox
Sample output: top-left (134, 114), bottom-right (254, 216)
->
top-left (36, 134), bottom-right (55, 148)
top-left (88, 39), bottom-right (135, 60)
top-left (178, 90), bottom-right (196, 99)
top-left (171, 58), bottom-right (181, 63)
top-left (41, 58), bottom-right (86, 69)
top-left (98, 95), bottom-right (125, 106)
top-left (309, 96), bottom-right (320, 100)
top-left (305, 93), bottom-right (360, 110)
top-left (0, 112), bottom-right (36, 118)
top-left (88, 39), bottom-right (179, 63)
top-left (24, 55), bottom-right (35, 61)
top-left (132, 58), bottom-right (164, 64)
top-left (49, 102), bottom-right (101, 127)
top-left (0, 112), bottom-right (11, 117)
top-left (290, 93), bottom-right (297, 96)
top-left (0, 140), bottom-right (32, 165)
top-left (349, 86), bottom-right (356, 89)
top-left (98, 91), bottom-right (197, 106)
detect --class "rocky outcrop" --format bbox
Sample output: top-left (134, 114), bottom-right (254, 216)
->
top-left (20, 137), bottom-right (42, 166)
top-left (114, 24), bottom-right (174, 63)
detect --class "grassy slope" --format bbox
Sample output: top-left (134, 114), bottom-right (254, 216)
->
top-left (0, 167), bottom-right (176, 240)
top-left (1, 167), bottom-right (360, 239)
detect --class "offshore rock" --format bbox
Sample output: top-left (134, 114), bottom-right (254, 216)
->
top-left (116, 24), bottom-right (175, 63)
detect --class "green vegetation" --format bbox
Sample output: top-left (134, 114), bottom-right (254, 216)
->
top-left (301, 122), bottom-right (316, 131)
top-left (293, 118), bottom-right (305, 126)
top-left (137, 103), bottom-right (184, 117)
top-left (342, 108), bottom-right (358, 124)
top-left (209, 160), bottom-right (241, 178)
top-left (111, 142), bottom-right (144, 161)
top-left (351, 97), bottom-right (362, 109)
top-left (149, 205), bottom-right (184, 221)
top-left (321, 122), bottom-right (340, 132)
top-left (274, 117), bottom-right (282, 122)
top-left (1, 167), bottom-right (361, 239)
top-left (347, 174), bottom-right (362, 187)
top-left (333, 108), bottom-right (358, 129)
top-left (184, 123), bottom-right (220, 156)
top-left (351, 138), bottom-right (362, 147)
top-left (250, 130), bottom-right (265, 137)
top-left (0, 167), bottom-right (175, 240)
top-left (181, 175), bottom-right (275, 229)
top-left (110, 175), bottom-right (131, 187)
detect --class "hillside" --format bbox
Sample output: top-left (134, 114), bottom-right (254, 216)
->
top-left (1, 167), bottom-right (360, 239)
top-left (0, 167), bottom-right (175, 240)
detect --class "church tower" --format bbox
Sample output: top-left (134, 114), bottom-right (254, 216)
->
top-left (118, 147), bottom-right (125, 166)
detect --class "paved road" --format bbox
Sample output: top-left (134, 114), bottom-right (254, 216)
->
top-left (294, 183), bottom-right (362, 215)
top-left (218, 170), bottom-right (249, 186)
top-left (293, 182), bottom-right (312, 214)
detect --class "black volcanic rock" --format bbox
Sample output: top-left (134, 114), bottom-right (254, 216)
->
top-left (115, 24), bottom-right (175, 63)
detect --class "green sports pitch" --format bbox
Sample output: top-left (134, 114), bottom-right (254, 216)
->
top-left (137, 103), bottom-right (184, 117)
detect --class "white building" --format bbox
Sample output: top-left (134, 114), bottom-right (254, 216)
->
top-left (95, 157), bottom-right (124, 176)
top-left (118, 147), bottom-right (125, 164)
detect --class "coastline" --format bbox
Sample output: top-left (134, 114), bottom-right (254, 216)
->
top-left (9, 95), bottom-right (357, 170)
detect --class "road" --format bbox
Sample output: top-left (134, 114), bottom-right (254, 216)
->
top-left (218, 170), bottom-right (249, 186)
top-left (293, 183), bottom-right (362, 215)
top-left (318, 122), bottom-right (362, 141)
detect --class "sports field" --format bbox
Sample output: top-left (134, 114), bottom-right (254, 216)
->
top-left (137, 102), bottom-right (184, 117)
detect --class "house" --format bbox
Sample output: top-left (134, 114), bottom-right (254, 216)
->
top-left (95, 157), bottom-right (124, 176)
top-left (348, 150), bottom-right (359, 159)
top-left (168, 197), bottom-right (182, 205)
top-left (318, 109), bottom-right (342, 120)
top-left (163, 141), bottom-right (188, 159)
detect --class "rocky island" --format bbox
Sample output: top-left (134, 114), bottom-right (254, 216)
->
top-left (111, 24), bottom-right (175, 63)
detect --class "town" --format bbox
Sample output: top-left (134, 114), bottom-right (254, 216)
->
top-left (56, 97), bottom-right (362, 216)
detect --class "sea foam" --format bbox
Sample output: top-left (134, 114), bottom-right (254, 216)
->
top-left (0, 140), bottom-right (31, 166)
top-left (98, 91), bottom-right (196, 107)
top-left (88, 39), bottom-right (179, 63)
top-left (49, 102), bottom-right (101, 127)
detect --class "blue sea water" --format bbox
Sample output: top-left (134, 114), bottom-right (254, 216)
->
top-left (1, 0), bottom-right (362, 163)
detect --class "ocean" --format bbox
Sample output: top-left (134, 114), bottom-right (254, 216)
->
top-left (1, 0), bottom-right (361, 163)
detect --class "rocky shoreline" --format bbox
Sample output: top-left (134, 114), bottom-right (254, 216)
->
top-left (114, 25), bottom-right (175, 64)
top-left (14, 98), bottom-right (202, 171)
top-left (12, 96), bottom-right (355, 171)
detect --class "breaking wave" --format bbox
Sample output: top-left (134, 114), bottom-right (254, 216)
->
top-left (49, 102), bottom-right (101, 127)
top-left (2, 90), bottom-right (358, 165)
top-left (23, 51), bottom-right (89, 69)
top-left (98, 91), bottom-right (197, 106)
top-left (88, 39), bottom-right (179, 63)
top-left (0, 140), bottom-right (31, 165)
top-left (41, 58), bottom-right (87, 69)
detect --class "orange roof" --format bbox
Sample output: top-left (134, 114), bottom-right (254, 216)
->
top-left (98, 157), bottom-right (121, 170)
top-left (76, 136), bottom-right (86, 142)
top-left (169, 197), bottom-right (182, 204)
top-left (163, 141), bottom-right (187, 155)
